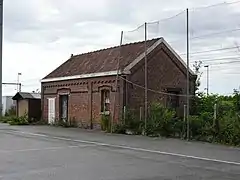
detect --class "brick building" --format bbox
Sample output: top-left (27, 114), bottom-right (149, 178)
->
top-left (41, 38), bottom-right (196, 128)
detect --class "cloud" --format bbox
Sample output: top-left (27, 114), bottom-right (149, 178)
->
top-left (2, 0), bottom-right (240, 95)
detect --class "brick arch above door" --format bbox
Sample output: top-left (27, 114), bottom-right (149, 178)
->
top-left (57, 88), bottom-right (71, 95)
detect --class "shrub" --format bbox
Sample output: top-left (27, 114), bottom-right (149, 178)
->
top-left (8, 115), bottom-right (29, 125)
top-left (101, 114), bottom-right (111, 132)
top-left (146, 103), bottom-right (176, 137)
top-left (110, 93), bottom-right (240, 146)
top-left (189, 115), bottom-right (214, 141)
top-left (53, 118), bottom-right (76, 128)
top-left (216, 115), bottom-right (240, 145)
top-left (0, 116), bottom-right (12, 123)
top-left (124, 109), bottom-right (143, 135)
top-left (171, 117), bottom-right (184, 138)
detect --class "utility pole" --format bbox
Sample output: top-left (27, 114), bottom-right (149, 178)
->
top-left (111, 31), bottom-right (123, 133)
top-left (19, 83), bottom-right (22, 92)
top-left (17, 73), bottom-right (22, 92)
top-left (204, 65), bottom-right (209, 95)
top-left (213, 103), bottom-right (217, 126)
top-left (186, 8), bottom-right (190, 141)
top-left (144, 22), bottom-right (148, 134)
top-left (0, 0), bottom-right (3, 117)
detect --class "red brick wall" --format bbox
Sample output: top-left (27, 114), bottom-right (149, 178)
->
top-left (42, 76), bottom-right (123, 128)
top-left (127, 44), bottom-right (195, 117)
top-left (41, 44), bottom-right (195, 127)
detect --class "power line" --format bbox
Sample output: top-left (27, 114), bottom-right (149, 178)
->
top-left (180, 46), bottom-right (240, 56)
top-left (190, 28), bottom-right (240, 40)
top-left (190, 0), bottom-right (240, 10)
top-left (168, 28), bottom-right (240, 47)
top-left (191, 56), bottom-right (240, 62)
top-left (208, 60), bottom-right (240, 66)
top-left (118, 76), bottom-right (194, 97)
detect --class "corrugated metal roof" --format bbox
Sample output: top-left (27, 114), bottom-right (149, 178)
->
top-left (43, 38), bottom-right (160, 79)
top-left (31, 93), bottom-right (41, 99)
top-left (12, 92), bottom-right (41, 100)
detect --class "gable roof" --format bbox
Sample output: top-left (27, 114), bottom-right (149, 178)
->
top-left (12, 92), bottom-right (41, 100)
top-left (43, 38), bottom-right (159, 80)
top-left (42, 38), bottom-right (195, 83)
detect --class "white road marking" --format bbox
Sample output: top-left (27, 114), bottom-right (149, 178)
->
top-left (0, 144), bottom-right (96, 154)
top-left (0, 146), bottom-right (79, 153)
top-left (20, 131), bottom-right (48, 137)
top-left (18, 131), bottom-right (240, 166)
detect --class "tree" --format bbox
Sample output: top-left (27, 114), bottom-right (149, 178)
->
top-left (191, 60), bottom-right (203, 115)
top-left (193, 60), bottom-right (203, 92)
top-left (233, 89), bottom-right (240, 113)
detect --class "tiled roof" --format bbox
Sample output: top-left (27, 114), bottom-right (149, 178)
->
top-left (44, 38), bottom-right (160, 79)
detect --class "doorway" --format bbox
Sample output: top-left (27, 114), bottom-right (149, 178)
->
top-left (48, 98), bottom-right (55, 124)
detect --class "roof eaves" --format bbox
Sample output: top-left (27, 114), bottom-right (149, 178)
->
top-left (41, 70), bottom-right (130, 83)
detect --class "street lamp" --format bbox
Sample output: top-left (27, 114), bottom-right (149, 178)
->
top-left (204, 65), bottom-right (209, 95)
top-left (17, 73), bottom-right (22, 92)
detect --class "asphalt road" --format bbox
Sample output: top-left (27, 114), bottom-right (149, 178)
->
top-left (0, 124), bottom-right (240, 180)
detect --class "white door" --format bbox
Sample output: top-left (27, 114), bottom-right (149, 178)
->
top-left (48, 98), bottom-right (55, 124)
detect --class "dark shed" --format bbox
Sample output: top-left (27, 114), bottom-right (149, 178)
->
top-left (12, 92), bottom-right (41, 120)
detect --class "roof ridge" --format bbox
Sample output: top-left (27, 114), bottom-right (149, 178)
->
top-left (72, 37), bottom-right (161, 58)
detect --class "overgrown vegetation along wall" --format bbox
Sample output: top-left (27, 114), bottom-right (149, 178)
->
top-left (112, 90), bottom-right (240, 146)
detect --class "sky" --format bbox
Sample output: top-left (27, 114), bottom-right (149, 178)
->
top-left (2, 0), bottom-right (240, 96)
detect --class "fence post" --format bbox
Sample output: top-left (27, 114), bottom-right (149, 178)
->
top-left (213, 103), bottom-right (217, 126)
top-left (183, 105), bottom-right (187, 139)
top-left (123, 106), bottom-right (126, 124)
top-left (140, 107), bottom-right (142, 122)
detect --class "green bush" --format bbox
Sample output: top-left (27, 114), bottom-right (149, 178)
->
top-left (52, 118), bottom-right (78, 128)
top-left (0, 116), bottom-right (12, 123)
top-left (110, 93), bottom-right (240, 146)
top-left (189, 115), bottom-right (214, 142)
top-left (216, 115), bottom-right (240, 145)
top-left (124, 109), bottom-right (143, 135)
top-left (146, 103), bottom-right (176, 137)
top-left (171, 117), bottom-right (184, 138)
top-left (101, 114), bottom-right (111, 132)
top-left (8, 115), bottom-right (29, 125)
top-left (56, 119), bottom-right (70, 127)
